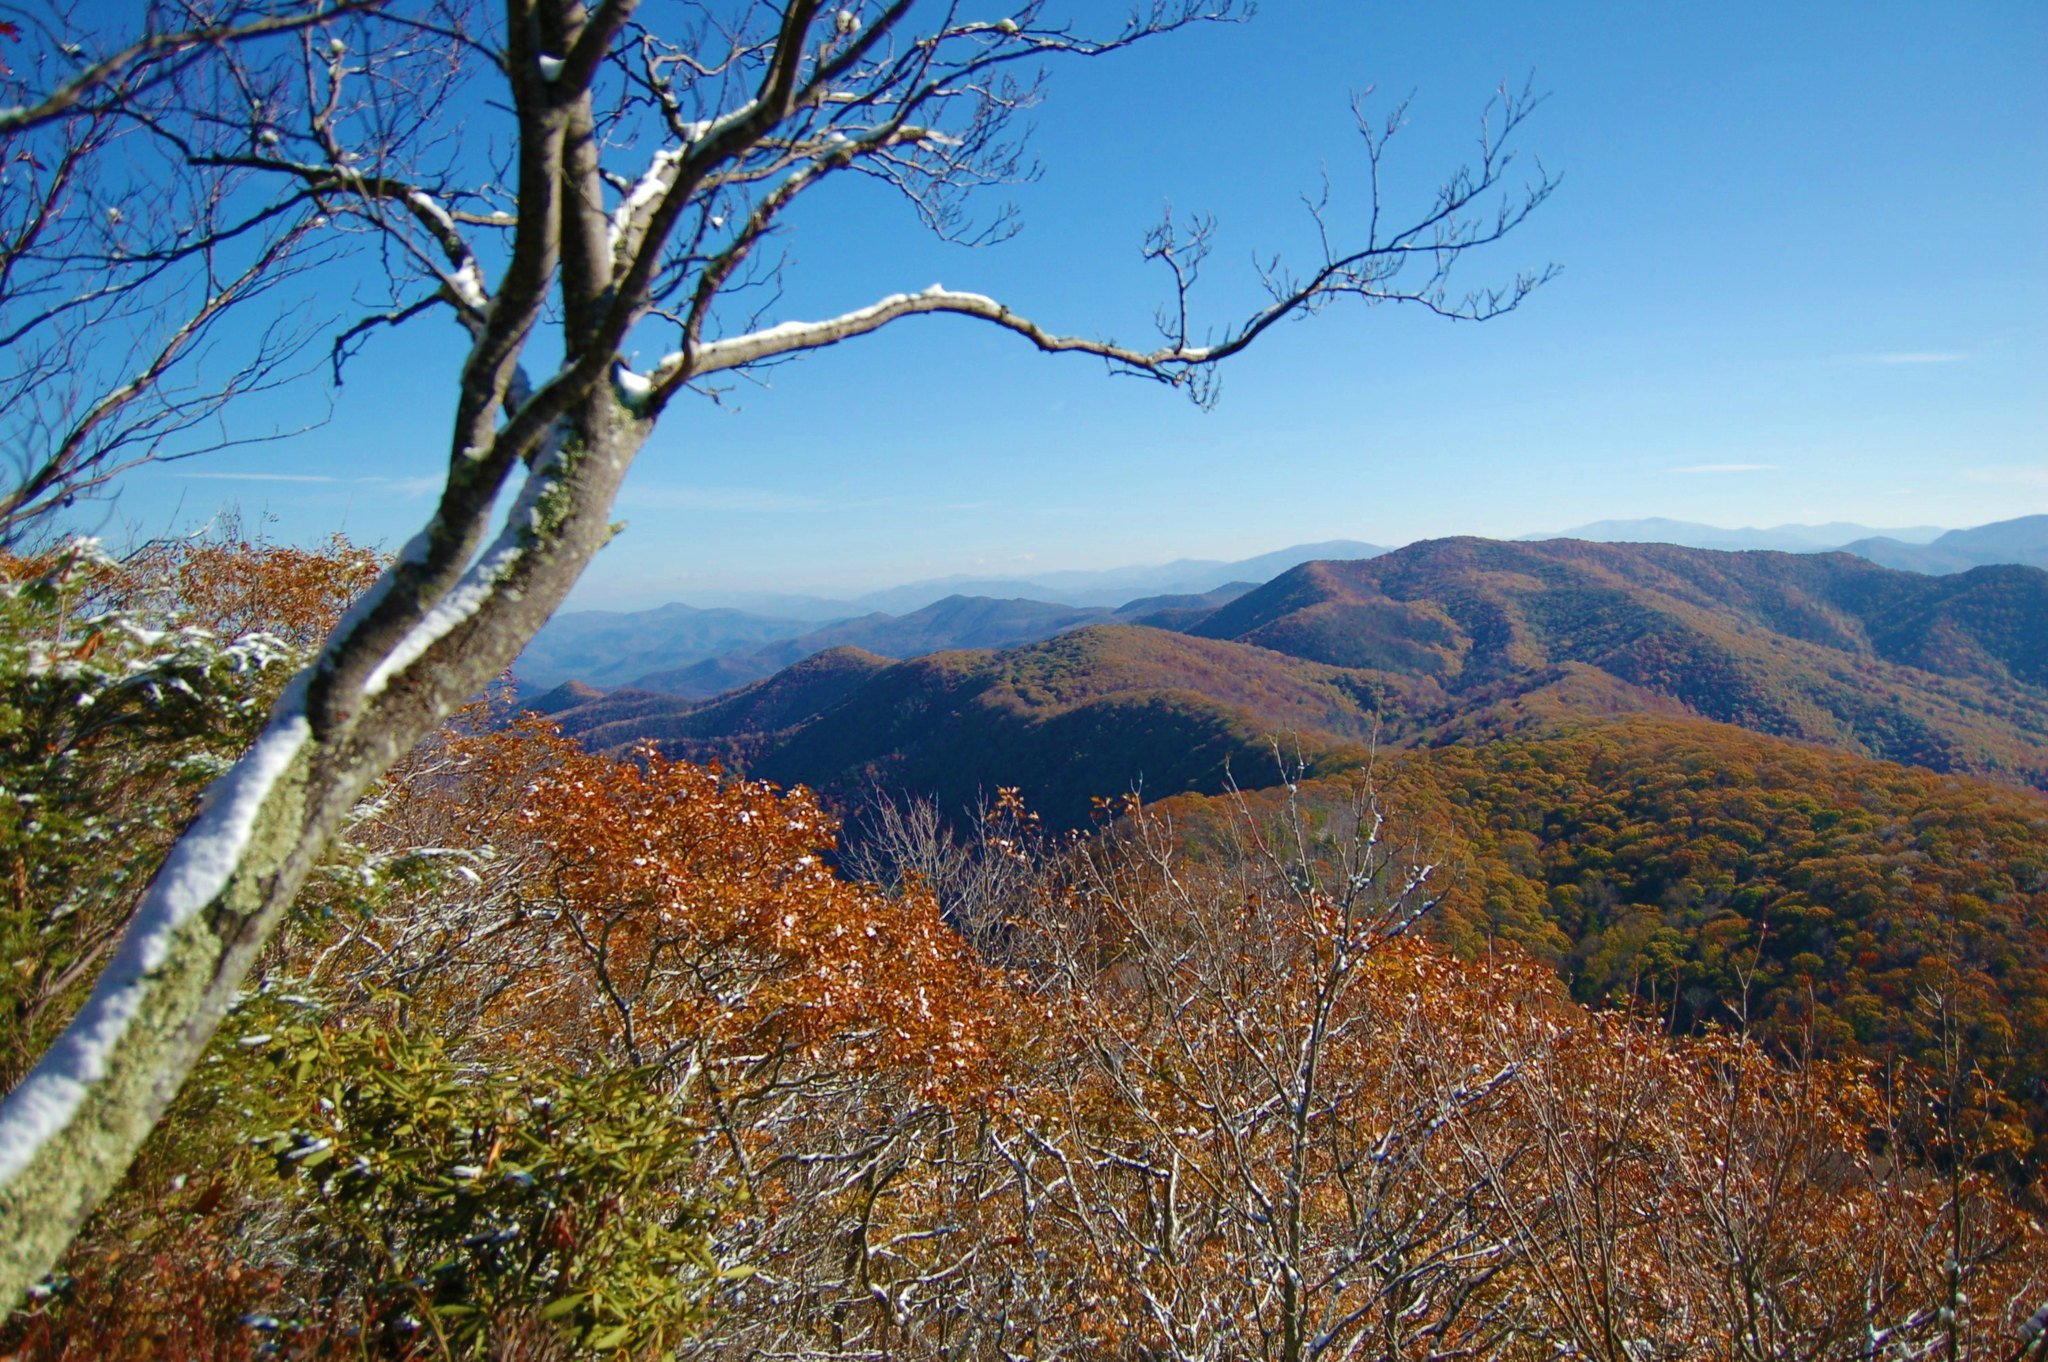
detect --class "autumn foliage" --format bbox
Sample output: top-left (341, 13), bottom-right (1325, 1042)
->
top-left (1163, 716), bottom-right (2048, 1174)
top-left (0, 532), bottom-right (380, 1087)
top-left (4, 539), bottom-right (2047, 1358)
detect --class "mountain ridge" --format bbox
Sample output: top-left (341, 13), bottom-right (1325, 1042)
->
top-left (531, 538), bottom-right (2048, 826)
top-left (1840, 515), bottom-right (2048, 575)
top-left (1520, 517), bottom-right (1946, 552)
top-left (1181, 538), bottom-right (2048, 781)
top-left (527, 519), bottom-right (2048, 691)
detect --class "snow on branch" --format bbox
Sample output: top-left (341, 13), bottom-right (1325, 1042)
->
top-left (0, 694), bottom-right (311, 1182)
top-left (632, 70), bottom-right (1554, 413)
top-left (664, 284), bottom-right (1220, 394)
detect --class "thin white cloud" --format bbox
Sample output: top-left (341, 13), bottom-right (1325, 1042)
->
top-left (1671, 462), bottom-right (1776, 475)
top-left (1858, 351), bottom-right (1970, 365)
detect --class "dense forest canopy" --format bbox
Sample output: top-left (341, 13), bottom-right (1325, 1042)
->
top-left (3, 535), bottom-right (2046, 1358)
top-left (1, 0), bottom-right (2044, 1353)
top-left (1162, 715), bottom-right (2048, 1173)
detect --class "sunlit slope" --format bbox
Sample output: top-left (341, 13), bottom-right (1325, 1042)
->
top-left (650, 625), bottom-right (1394, 825)
top-left (535, 540), bottom-right (2048, 817)
top-left (1159, 713), bottom-right (2048, 1164)
top-left (1185, 538), bottom-right (2048, 786)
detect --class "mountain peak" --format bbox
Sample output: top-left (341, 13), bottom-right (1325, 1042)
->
top-left (1521, 518), bottom-right (1947, 553)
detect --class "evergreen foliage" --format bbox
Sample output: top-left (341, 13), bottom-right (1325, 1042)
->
top-left (4, 539), bottom-right (2046, 1357)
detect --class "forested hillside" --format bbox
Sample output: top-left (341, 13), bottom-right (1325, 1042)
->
top-left (1163, 714), bottom-right (2048, 1168)
top-left (6, 538), bottom-right (2047, 1358)
top-left (1187, 538), bottom-right (2048, 784)
top-left (653, 626), bottom-right (1391, 827)
top-left (557, 541), bottom-right (2048, 832)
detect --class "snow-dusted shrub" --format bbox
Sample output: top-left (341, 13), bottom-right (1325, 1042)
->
top-left (241, 1004), bottom-right (728, 1358)
top-left (0, 535), bottom-right (375, 1086)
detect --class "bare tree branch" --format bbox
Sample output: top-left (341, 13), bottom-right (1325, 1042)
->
top-left (0, 0), bottom-right (1556, 1307)
top-left (0, 0), bottom-right (389, 136)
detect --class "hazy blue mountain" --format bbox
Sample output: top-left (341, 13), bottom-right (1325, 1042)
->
top-left (629, 595), bottom-right (1117, 696)
top-left (541, 649), bottom-right (894, 756)
top-left (1111, 582), bottom-right (1259, 630)
top-left (626, 584), bottom-right (1277, 699)
top-left (692, 540), bottom-right (1389, 616)
top-left (522, 543), bottom-right (1388, 695)
top-left (515, 601), bottom-right (827, 690)
top-left (667, 591), bottom-right (866, 621)
top-left (1840, 515), bottom-right (2048, 574)
top-left (1218, 542), bottom-right (1391, 582)
top-left (1521, 518), bottom-right (1947, 552)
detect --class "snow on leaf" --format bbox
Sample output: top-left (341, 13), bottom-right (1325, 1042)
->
top-left (0, 691), bottom-right (313, 1185)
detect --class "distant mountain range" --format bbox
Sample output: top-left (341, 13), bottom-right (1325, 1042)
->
top-left (532, 538), bottom-right (2048, 826)
top-left (513, 537), bottom-right (1382, 689)
top-left (517, 584), bottom-right (1259, 694)
top-left (630, 584), bottom-right (1259, 698)
top-left (1522, 517), bottom-right (1948, 552)
top-left (627, 597), bottom-right (1102, 698)
top-left (513, 602), bottom-right (816, 690)
top-left (1523, 514), bottom-right (2048, 569)
top-left (828, 540), bottom-right (1387, 614)
top-left (1839, 515), bottom-right (2048, 574)
top-left (522, 516), bottom-right (2047, 697)
top-left (656, 540), bottom-right (1390, 619)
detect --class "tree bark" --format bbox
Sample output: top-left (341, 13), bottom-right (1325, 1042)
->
top-left (0, 398), bottom-right (644, 1308)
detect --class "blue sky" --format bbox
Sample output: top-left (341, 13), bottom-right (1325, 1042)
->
top-left (101, 1), bottom-right (2046, 608)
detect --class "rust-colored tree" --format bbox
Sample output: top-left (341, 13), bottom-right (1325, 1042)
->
top-left (15, 697), bottom-right (2045, 1356)
top-left (0, 1), bottom-right (1556, 1300)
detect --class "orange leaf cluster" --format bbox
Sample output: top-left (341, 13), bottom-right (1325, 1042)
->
top-left (335, 719), bottom-right (1022, 1101)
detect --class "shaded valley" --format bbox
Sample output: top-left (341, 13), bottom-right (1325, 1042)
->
top-left (533, 538), bottom-right (2048, 825)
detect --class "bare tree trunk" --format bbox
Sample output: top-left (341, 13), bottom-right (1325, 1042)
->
top-left (0, 0), bottom-right (1553, 1307)
top-left (0, 399), bottom-right (643, 1301)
